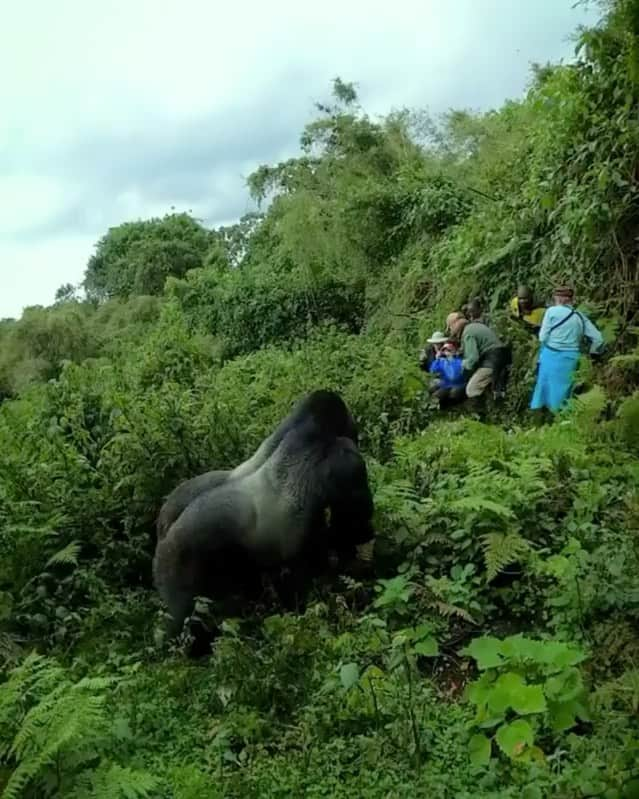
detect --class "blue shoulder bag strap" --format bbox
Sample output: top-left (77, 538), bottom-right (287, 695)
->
top-left (548, 308), bottom-right (576, 334)
top-left (539, 308), bottom-right (580, 358)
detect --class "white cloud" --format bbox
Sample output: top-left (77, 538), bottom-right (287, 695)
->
top-left (0, 176), bottom-right (75, 235)
top-left (0, 0), bottom-right (597, 318)
top-left (1, 236), bottom-right (96, 318)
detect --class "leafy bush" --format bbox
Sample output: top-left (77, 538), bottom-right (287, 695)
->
top-left (462, 635), bottom-right (589, 765)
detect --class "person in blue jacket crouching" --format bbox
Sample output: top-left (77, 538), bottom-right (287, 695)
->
top-left (429, 339), bottom-right (467, 409)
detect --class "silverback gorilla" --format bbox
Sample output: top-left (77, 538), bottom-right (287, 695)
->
top-left (153, 390), bottom-right (375, 650)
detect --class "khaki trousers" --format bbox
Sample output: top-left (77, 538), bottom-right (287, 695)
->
top-left (466, 367), bottom-right (494, 398)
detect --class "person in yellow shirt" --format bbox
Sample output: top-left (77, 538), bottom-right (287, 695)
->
top-left (509, 285), bottom-right (545, 331)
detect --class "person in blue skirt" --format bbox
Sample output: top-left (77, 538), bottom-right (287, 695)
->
top-left (530, 285), bottom-right (604, 413)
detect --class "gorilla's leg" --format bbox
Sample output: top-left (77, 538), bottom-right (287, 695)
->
top-left (161, 587), bottom-right (196, 640)
top-left (273, 559), bottom-right (316, 613)
top-left (155, 486), bottom-right (259, 642)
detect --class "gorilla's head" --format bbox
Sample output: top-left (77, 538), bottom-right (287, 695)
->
top-left (297, 389), bottom-right (359, 446)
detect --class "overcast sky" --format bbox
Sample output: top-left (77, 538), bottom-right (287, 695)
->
top-left (0, 0), bottom-right (597, 319)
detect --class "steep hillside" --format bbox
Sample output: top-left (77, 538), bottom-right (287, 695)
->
top-left (1, 2), bottom-right (639, 797)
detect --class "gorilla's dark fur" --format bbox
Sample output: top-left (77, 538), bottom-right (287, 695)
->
top-left (153, 390), bottom-right (374, 645)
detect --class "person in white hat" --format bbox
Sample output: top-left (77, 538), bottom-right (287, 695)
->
top-left (419, 330), bottom-right (449, 372)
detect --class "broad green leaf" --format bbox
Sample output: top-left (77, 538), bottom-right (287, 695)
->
top-left (360, 665), bottom-right (386, 689)
top-left (499, 635), bottom-right (586, 672)
top-left (545, 667), bottom-right (583, 703)
top-left (465, 675), bottom-right (494, 707)
top-left (578, 776), bottom-right (607, 796)
top-left (413, 637), bottom-right (439, 657)
top-left (486, 672), bottom-right (546, 715)
top-left (522, 785), bottom-right (543, 799)
top-left (339, 663), bottom-right (359, 690)
top-left (469, 733), bottom-right (491, 767)
top-left (548, 699), bottom-right (578, 732)
top-left (537, 640), bottom-right (586, 670)
top-left (512, 684), bottom-right (547, 715)
top-left (501, 635), bottom-right (544, 663)
top-left (574, 700), bottom-right (591, 723)
top-left (477, 715), bottom-right (505, 730)
top-left (487, 672), bottom-right (525, 714)
top-left (495, 719), bottom-right (534, 759)
top-left (461, 636), bottom-right (504, 670)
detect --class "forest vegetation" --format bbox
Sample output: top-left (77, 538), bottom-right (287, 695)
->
top-left (2, 1), bottom-right (639, 796)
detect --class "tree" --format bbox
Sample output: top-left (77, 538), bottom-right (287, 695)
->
top-left (83, 213), bottom-right (214, 300)
top-left (54, 283), bottom-right (79, 304)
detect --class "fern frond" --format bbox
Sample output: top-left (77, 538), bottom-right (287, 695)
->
top-left (421, 533), bottom-right (450, 547)
top-left (567, 385), bottom-right (607, 429)
top-left (3, 743), bottom-right (59, 799)
top-left (609, 352), bottom-right (639, 372)
top-left (374, 479), bottom-right (420, 507)
top-left (0, 655), bottom-right (65, 730)
top-left (45, 540), bottom-right (81, 568)
top-left (481, 532), bottom-right (532, 582)
top-left (451, 496), bottom-right (515, 519)
top-left (67, 763), bottom-right (159, 799)
top-left (433, 600), bottom-right (476, 624)
top-left (73, 676), bottom-right (119, 693)
top-left (0, 655), bottom-right (122, 799)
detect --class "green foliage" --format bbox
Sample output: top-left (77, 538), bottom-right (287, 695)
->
top-left (167, 265), bottom-right (365, 357)
top-left (0, 654), bottom-right (156, 799)
top-left (616, 391), bottom-right (639, 449)
top-left (462, 635), bottom-right (589, 765)
top-left (0, 303), bottom-right (97, 396)
top-left (84, 213), bottom-right (214, 299)
top-left (1, 3), bottom-right (639, 797)
top-left (481, 533), bottom-right (531, 582)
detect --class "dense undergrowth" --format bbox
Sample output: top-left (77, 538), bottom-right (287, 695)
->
top-left (2, 1), bottom-right (639, 796)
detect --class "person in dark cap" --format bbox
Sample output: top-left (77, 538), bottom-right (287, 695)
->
top-left (509, 285), bottom-right (546, 332)
top-left (462, 297), bottom-right (484, 323)
top-left (530, 285), bottom-right (604, 413)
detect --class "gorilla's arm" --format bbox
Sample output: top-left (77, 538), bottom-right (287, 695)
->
top-left (322, 438), bottom-right (375, 553)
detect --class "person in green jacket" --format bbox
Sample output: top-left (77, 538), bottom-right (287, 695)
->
top-left (448, 314), bottom-right (510, 399)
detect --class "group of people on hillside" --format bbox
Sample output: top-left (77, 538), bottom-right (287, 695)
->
top-left (419, 284), bottom-right (605, 414)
